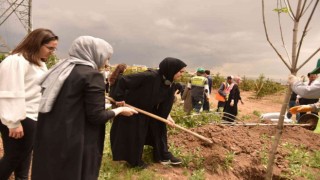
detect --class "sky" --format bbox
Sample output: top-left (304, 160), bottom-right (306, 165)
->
top-left (1, 0), bottom-right (320, 81)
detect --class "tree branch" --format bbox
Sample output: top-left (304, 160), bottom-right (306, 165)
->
top-left (262, 0), bottom-right (290, 70)
top-left (299, 0), bottom-right (308, 18)
top-left (301, 0), bottom-right (315, 16)
top-left (297, 47), bottom-right (320, 71)
top-left (284, 0), bottom-right (297, 20)
top-left (296, 0), bottom-right (319, 67)
top-left (292, 0), bottom-right (303, 70)
top-left (278, 0), bottom-right (291, 64)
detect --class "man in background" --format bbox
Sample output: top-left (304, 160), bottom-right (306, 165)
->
top-left (296, 73), bottom-right (319, 119)
top-left (188, 68), bottom-right (209, 113)
top-left (203, 70), bottom-right (212, 111)
top-left (215, 76), bottom-right (233, 112)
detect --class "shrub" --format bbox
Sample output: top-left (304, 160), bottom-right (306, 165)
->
top-left (239, 76), bottom-right (255, 91)
top-left (0, 53), bottom-right (6, 63)
top-left (240, 74), bottom-right (285, 99)
top-left (46, 55), bottom-right (59, 69)
top-left (211, 73), bottom-right (225, 89)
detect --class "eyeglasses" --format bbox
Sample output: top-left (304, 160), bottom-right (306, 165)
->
top-left (44, 45), bottom-right (57, 52)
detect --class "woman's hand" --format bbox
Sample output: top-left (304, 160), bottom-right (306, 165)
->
top-left (115, 101), bottom-right (125, 107)
top-left (9, 124), bottom-right (24, 139)
top-left (230, 100), bottom-right (234, 107)
top-left (287, 74), bottom-right (299, 85)
top-left (240, 100), bottom-right (244, 105)
top-left (119, 107), bottom-right (138, 116)
top-left (167, 115), bottom-right (175, 127)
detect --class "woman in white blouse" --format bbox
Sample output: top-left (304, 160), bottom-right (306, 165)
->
top-left (0, 28), bottom-right (58, 180)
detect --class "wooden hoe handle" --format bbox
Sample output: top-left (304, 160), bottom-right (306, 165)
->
top-left (105, 96), bottom-right (213, 144)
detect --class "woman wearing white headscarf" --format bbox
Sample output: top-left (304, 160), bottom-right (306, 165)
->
top-left (222, 76), bottom-right (243, 122)
top-left (31, 36), bottom-right (137, 180)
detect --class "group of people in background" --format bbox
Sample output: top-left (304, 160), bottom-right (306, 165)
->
top-left (181, 70), bottom-right (243, 122)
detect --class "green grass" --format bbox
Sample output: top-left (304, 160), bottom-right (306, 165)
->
top-left (259, 133), bottom-right (270, 168)
top-left (252, 110), bottom-right (262, 117)
top-left (98, 123), bottom-right (207, 180)
top-left (279, 142), bottom-right (320, 180)
top-left (189, 169), bottom-right (206, 180)
top-left (99, 123), bottom-right (160, 180)
top-left (223, 150), bottom-right (235, 170)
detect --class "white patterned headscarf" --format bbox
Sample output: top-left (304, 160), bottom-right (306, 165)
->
top-left (38, 36), bottom-right (113, 113)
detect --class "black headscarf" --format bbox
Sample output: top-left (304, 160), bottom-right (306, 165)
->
top-left (158, 57), bottom-right (187, 82)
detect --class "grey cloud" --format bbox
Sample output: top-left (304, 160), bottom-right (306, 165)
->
top-left (1, 0), bottom-right (319, 80)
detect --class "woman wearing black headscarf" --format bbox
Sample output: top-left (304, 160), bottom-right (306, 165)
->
top-left (110, 57), bottom-right (187, 168)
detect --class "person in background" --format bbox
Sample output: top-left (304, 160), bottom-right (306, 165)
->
top-left (288, 58), bottom-right (320, 133)
top-left (188, 68), bottom-right (209, 113)
top-left (174, 82), bottom-right (184, 99)
top-left (104, 64), bottom-right (111, 93)
top-left (110, 57), bottom-right (187, 168)
top-left (215, 76), bottom-right (233, 112)
top-left (295, 73), bottom-right (319, 118)
top-left (0, 28), bottom-right (58, 180)
top-left (108, 63), bottom-right (127, 99)
top-left (286, 91), bottom-right (300, 121)
top-left (222, 76), bottom-right (244, 122)
top-left (182, 85), bottom-right (192, 114)
top-left (203, 70), bottom-right (212, 111)
top-left (31, 36), bottom-right (137, 180)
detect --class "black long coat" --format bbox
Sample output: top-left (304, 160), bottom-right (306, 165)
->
top-left (110, 70), bottom-right (175, 166)
top-left (223, 84), bottom-right (241, 122)
top-left (32, 65), bottom-right (115, 180)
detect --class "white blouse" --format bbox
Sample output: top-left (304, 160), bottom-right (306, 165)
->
top-left (292, 80), bottom-right (320, 99)
top-left (0, 54), bottom-right (47, 128)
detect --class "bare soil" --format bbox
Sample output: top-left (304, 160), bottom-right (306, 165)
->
top-left (150, 90), bottom-right (320, 179)
top-left (1, 90), bottom-right (320, 179)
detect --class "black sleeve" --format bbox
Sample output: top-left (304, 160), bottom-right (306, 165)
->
top-left (113, 71), bottom-right (154, 101)
top-left (230, 85), bottom-right (240, 101)
top-left (84, 72), bottom-right (115, 125)
top-left (155, 93), bottom-right (175, 119)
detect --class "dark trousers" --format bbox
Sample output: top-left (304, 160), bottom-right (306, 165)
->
top-left (0, 118), bottom-right (36, 180)
top-left (298, 98), bottom-right (318, 120)
top-left (150, 121), bottom-right (172, 162)
top-left (203, 94), bottom-right (210, 111)
top-left (192, 97), bottom-right (204, 113)
top-left (286, 100), bottom-right (300, 120)
top-left (217, 101), bottom-right (226, 112)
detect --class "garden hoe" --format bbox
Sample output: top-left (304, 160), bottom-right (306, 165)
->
top-left (105, 96), bottom-right (213, 144)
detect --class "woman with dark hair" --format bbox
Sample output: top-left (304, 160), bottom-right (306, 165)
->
top-left (31, 36), bottom-right (137, 180)
top-left (110, 57), bottom-right (187, 168)
top-left (108, 63), bottom-right (127, 98)
top-left (0, 28), bottom-right (58, 179)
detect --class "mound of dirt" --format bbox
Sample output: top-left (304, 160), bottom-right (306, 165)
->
top-left (168, 124), bottom-right (320, 179)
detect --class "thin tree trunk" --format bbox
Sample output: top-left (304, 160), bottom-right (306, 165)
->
top-left (265, 87), bottom-right (291, 179)
top-left (265, 1), bottom-right (303, 179)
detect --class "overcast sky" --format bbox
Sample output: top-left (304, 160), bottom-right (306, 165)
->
top-left (1, 0), bottom-right (320, 80)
